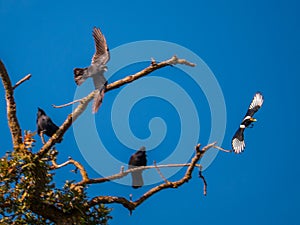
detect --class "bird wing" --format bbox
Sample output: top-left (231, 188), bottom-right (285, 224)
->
top-left (128, 154), bottom-right (137, 168)
top-left (92, 71), bottom-right (107, 90)
top-left (245, 92), bottom-right (264, 117)
top-left (231, 128), bottom-right (245, 154)
top-left (91, 27), bottom-right (110, 66)
top-left (45, 117), bottom-right (59, 136)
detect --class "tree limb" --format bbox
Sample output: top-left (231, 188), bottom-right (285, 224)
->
top-left (51, 157), bottom-right (89, 183)
top-left (52, 55), bottom-right (195, 108)
top-left (0, 60), bottom-right (22, 148)
top-left (105, 55), bottom-right (195, 92)
top-left (88, 142), bottom-right (215, 212)
top-left (75, 163), bottom-right (203, 187)
top-left (39, 56), bottom-right (195, 157)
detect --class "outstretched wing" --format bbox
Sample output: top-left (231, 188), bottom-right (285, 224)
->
top-left (245, 92), bottom-right (264, 118)
top-left (231, 128), bottom-right (245, 154)
top-left (91, 27), bottom-right (110, 65)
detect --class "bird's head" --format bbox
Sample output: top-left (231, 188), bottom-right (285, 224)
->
top-left (241, 116), bottom-right (257, 128)
top-left (37, 107), bottom-right (46, 117)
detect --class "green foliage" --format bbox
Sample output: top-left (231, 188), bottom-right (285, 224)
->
top-left (0, 132), bottom-right (111, 224)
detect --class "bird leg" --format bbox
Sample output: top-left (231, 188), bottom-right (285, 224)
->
top-left (247, 124), bottom-right (255, 128)
top-left (39, 131), bottom-right (46, 144)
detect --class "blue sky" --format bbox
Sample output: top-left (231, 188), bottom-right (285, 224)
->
top-left (0, 0), bottom-right (299, 225)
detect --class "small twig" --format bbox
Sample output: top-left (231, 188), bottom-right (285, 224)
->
top-left (52, 99), bottom-right (82, 108)
top-left (154, 160), bottom-right (169, 183)
top-left (213, 145), bottom-right (232, 153)
top-left (12, 74), bottom-right (32, 90)
top-left (199, 170), bottom-right (207, 196)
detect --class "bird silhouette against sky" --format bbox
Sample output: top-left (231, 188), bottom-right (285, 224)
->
top-left (231, 92), bottom-right (264, 153)
top-left (128, 147), bottom-right (147, 189)
top-left (74, 27), bottom-right (110, 113)
top-left (36, 107), bottom-right (62, 144)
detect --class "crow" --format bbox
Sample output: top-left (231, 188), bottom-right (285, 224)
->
top-left (36, 107), bottom-right (62, 144)
top-left (128, 147), bottom-right (147, 189)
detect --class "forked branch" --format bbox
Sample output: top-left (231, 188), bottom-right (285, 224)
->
top-left (38, 56), bottom-right (196, 157)
top-left (88, 142), bottom-right (215, 212)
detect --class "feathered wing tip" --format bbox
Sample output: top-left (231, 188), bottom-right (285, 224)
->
top-left (232, 137), bottom-right (245, 154)
top-left (249, 92), bottom-right (264, 110)
top-left (131, 171), bottom-right (144, 189)
top-left (92, 88), bottom-right (105, 113)
top-left (73, 68), bottom-right (88, 85)
top-left (231, 128), bottom-right (245, 154)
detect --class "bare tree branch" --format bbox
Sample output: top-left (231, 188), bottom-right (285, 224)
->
top-left (51, 157), bottom-right (89, 183)
top-left (12, 74), bottom-right (31, 90)
top-left (39, 56), bottom-right (195, 158)
top-left (0, 60), bottom-right (22, 148)
top-left (52, 55), bottom-right (195, 108)
top-left (199, 170), bottom-right (207, 196)
top-left (88, 142), bottom-right (215, 212)
top-left (52, 99), bottom-right (82, 108)
top-left (213, 145), bottom-right (232, 153)
top-left (104, 55), bottom-right (195, 92)
top-left (153, 160), bottom-right (169, 183)
top-left (37, 90), bottom-right (97, 158)
top-left (75, 163), bottom-right (203, 187)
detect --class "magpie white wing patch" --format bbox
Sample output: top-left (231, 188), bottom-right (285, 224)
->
top-left (232, 138), bottom-right (245, 154)
top-left (249, 92), bottom-right (264, 110)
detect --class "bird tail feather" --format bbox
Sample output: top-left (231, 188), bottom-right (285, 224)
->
top-left (74, 68), bottom-right (88, 85)
top-left (92, 87), bottom-right (105, 113)
top-left (131, 171), bottom-right (144, 189)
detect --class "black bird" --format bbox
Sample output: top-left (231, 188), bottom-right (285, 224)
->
top-left (128, 147), bottom-right (147, 189)
top-left (74, 27), bottom-right (110, 113)
top-left (36, 108), bottom-right (62, 144)
top-left (232, 92), bottom-right (264, 153)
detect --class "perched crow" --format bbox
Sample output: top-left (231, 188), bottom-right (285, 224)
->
top-left (36, 108), bottom-right (62, 144)
top-left (128, 147), bottom-right (147, 189)
top-left (232, 92), bottom-right (264, 153)
top-left (73, 27), bottom-right (110, 113)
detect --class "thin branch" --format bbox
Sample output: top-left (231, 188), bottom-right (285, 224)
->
top-left (52, 99), bottom-right (82, 108)
top-left (37, 90), bottom-right (97, 158)
top-left (105, 55), bottom-right (195, 92)
top-left (50, 157), bottom-right (89, 182)
top-left (0, 60), bottom-right (22, 147)
top-left (12, 74), bottom-right (31, 90)
top-left (199, 170), bottom-right (207, 196)
top-left (88, 142), bottom-right (216, 212)
top-left (75, 163), bottom-right (202, 186)
top-left (213, 145), bottom-right (232, 153)
top-left (39, 56), bottom-right (195, 157)
top-left (153, 160), bottom-right (169, 183)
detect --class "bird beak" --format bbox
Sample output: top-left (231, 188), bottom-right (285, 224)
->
top-left (250, 118), bottom-right (257, 122)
